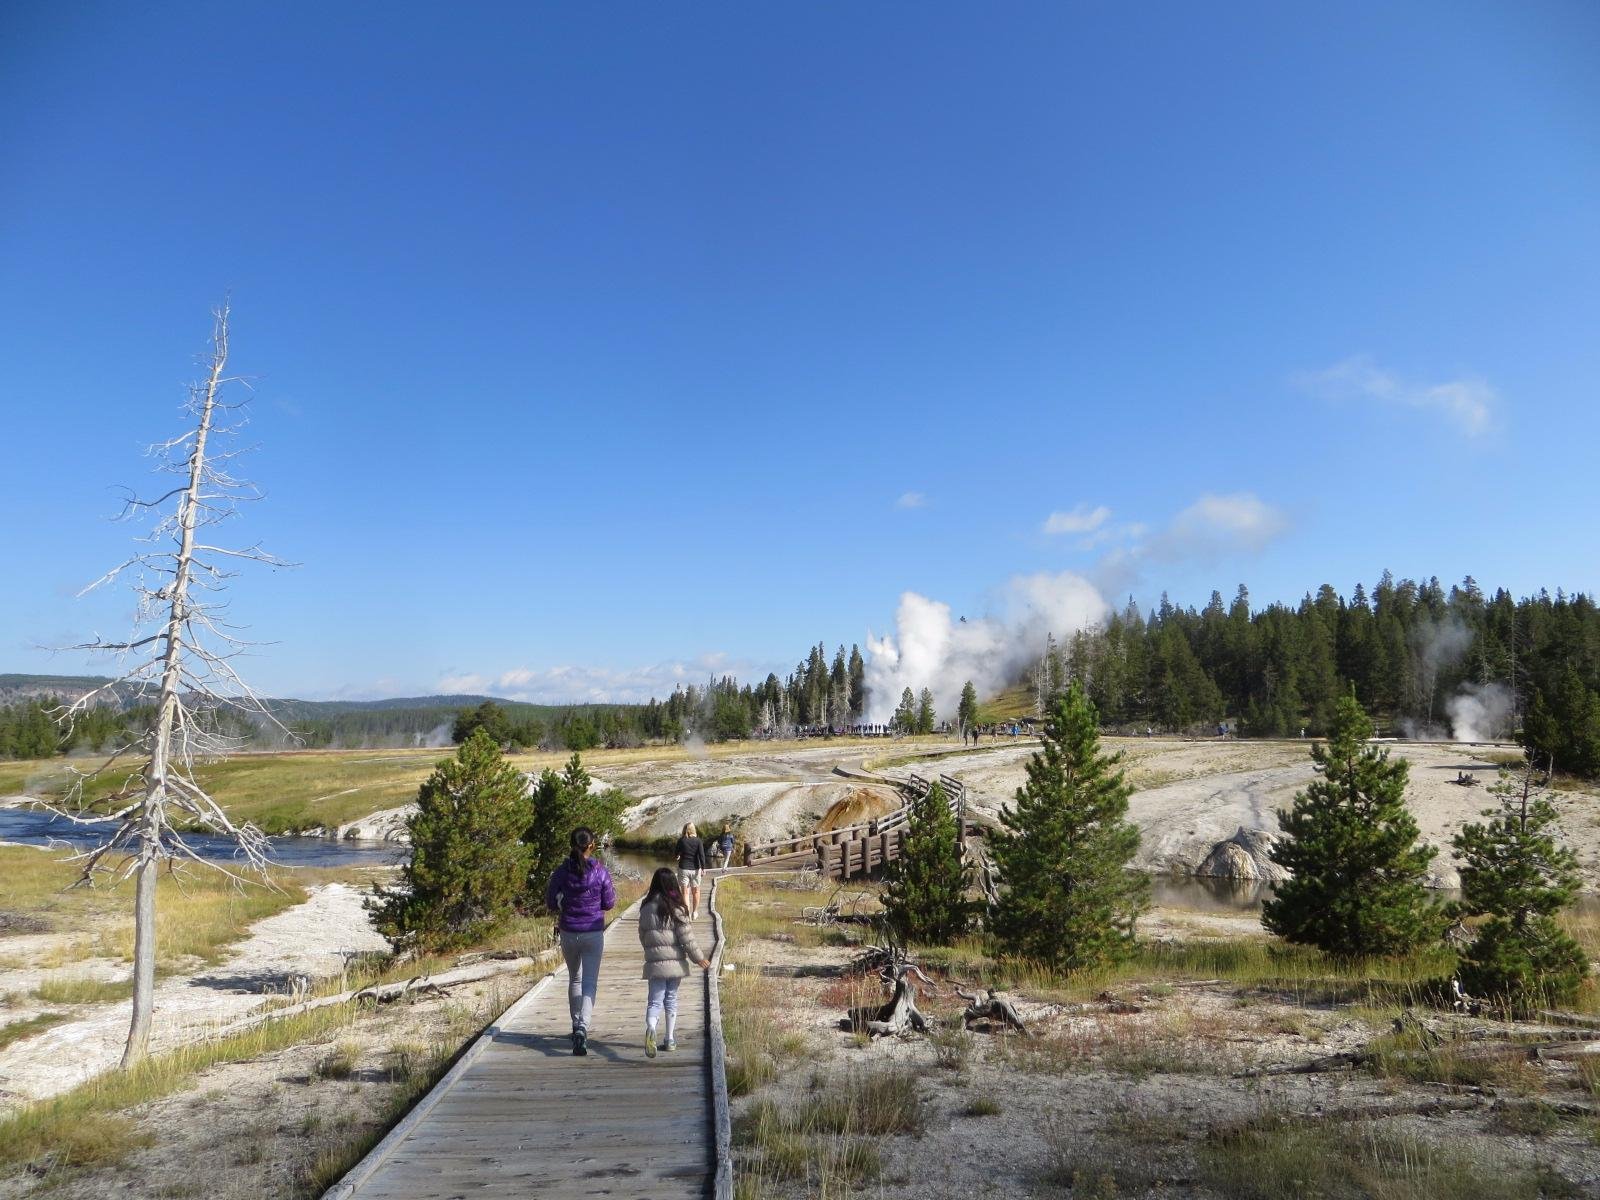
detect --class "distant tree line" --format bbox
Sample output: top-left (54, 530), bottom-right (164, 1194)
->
top-left (1036, 575), bottom-right (1600, 777)
top-left (0, 697), bottom-right (151, 760)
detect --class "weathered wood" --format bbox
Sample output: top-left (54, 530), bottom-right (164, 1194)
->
top-left (707, 875), bottom-right (734, 1200)
top-left (955, 986), bottom-right (1030, 1033)
top-left (322, 897), bottom-right (722, 1200)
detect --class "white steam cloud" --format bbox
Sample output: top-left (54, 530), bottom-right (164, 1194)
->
top-left (1401, 617), bottom-right (1513, 743)
top-left (864, 572), bottom-right (1108, 724)
top-left (1447, 682), bottom-right (1514, 743)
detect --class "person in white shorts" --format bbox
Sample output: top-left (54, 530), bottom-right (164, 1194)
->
top-left (674, 822), bottom-right (708, 919)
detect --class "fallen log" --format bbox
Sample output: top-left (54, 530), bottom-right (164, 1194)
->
top-left (210, 955), bottom-right (548, 1041)
top-left (1236, 1050), bottom-right (1370, 1077)
top-left (1535, 1009), bottom-right (1600, 1031)
top-left (1238, 1030), bottom-right (1600, 1077)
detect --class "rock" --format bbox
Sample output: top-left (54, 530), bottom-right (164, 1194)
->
top-left (1196, 827), bottom-right (1290, 883)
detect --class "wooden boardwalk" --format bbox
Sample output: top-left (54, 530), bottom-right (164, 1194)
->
top-left (326, 896), bottom-right (726, 1200)
top-left (744, 771), bottom-right (973, 878)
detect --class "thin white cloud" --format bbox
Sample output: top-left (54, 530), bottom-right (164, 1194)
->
top-left (1296, 355), bottom-right (1496, 437)
top-left (435, 653), bottom-right (772, 705)
top-left (1161, 492), bottom-right (1288, 555)
top-left (1091, 493), bottom-right (1289, 593)
top-left (895, 491), bottom-right (928, 510)
top-left (1042, 504), bottom-right (1111, 535)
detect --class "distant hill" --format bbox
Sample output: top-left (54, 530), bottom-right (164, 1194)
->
top-left (0, 674), bottom-right (642, 750)
top-left (0, 676), bottom-right (588, 715)
top-left (0, 674), bottom-right (119, 705)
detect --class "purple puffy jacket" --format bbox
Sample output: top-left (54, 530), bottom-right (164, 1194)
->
top-left (545, 856), bottom-right (616, 933)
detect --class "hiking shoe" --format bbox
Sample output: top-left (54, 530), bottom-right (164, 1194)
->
top-left (572, 1031), bottom-right (588, 1057)
top-left (664, 1039), bottom-right (677, 1052)
top-left (645, 1027), bottom-right (657, 1058)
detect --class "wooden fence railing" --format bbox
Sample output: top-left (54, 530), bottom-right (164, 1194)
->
top-left (742, 772), bottom-right (972, 880)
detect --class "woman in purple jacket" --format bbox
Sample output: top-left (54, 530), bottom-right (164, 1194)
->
top-left (544, 827), bottom-right (617, 1056)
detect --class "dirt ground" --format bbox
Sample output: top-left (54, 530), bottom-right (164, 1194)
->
top-left (0, 882), bottom-right (389, 1108)
top-left (720, 877), bottom-right (1600, 1199)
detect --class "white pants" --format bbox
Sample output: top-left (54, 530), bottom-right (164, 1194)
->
top-left (645, 976), bottom-right (681, 1039)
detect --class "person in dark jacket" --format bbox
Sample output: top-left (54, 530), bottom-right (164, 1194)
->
top-left (674, 822), bottom-right (708, 920)
top-left (544, 827), bottom-right (616, 1056)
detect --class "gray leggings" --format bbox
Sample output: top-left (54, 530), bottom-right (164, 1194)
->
top-left (560, 929), bottom-right (605, 1035)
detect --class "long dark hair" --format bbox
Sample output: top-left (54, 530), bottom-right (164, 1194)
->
top-left (568, 827), bottom-right (596, 873)
top-left (645, 867), bottom-right (687, 915)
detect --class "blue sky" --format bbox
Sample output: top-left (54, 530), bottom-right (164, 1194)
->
top-left (3, 1), bottom-right (1597, 703)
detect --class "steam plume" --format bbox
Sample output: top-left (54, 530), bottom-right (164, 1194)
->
top-left (1447, 682), bottom-right (1514, 743)
top-left (865, 572), bottom-right (1107, 723)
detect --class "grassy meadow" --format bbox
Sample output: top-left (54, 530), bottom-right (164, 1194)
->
top-left (0, 734), bottom-right (924, 836)
top-left (0, 845), bottom-right (361, 976)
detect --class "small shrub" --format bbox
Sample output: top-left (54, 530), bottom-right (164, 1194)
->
top-left (796, 1066), bottom-right (924, 1136)
top-left (313, 1041), bottom-right (360, 1081)
top-left (930, 1025), bottom-right (974, 1071)
top-left (384, 1042), bottom-right (425, 1083)
top-left (963, 1094), bottom-right (1002, 1117)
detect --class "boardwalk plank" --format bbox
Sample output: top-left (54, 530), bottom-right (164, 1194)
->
top-left (332, 898), bottom-right (716, 1200)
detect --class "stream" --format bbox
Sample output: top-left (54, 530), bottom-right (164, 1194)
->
top-left (0, 806), bottom-right (672, 877)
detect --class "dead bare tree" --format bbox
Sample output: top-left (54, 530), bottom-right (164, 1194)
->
top-left (51, 303), bottom-right (291, 1067)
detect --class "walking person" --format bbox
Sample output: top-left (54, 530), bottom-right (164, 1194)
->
top-left (675, 822), bottom-right (708, 919)
top-left (716, 823), bottom-right (736, 870)
top-left (544, 827), bottom-right (616, 1056)
top-left (638, 868), bottom-right (711, 1057)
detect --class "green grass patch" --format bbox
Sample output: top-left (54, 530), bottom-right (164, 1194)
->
top-left (34, 975), bottom-right (132, 1004)
top-left (0, 1011), bottom-right (70, 1050)
top-left (794, 1067), bottom-right (925, 1136)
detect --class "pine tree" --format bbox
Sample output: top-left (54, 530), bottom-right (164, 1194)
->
top-left (848, 645), bottom-right (867, 719)
top-left (1452, 764), bottom-right (1587, 1006)
top-left (882, 781), bottom-right (970, 944)
top-left (957, 681), bottom-right (979, 737)
top-left (893, 687), bottom-right (917, 733)
top-left (916, 687), bottom-right (936, 735)
top-left (523, 752), bottom-right (627, 890)
top-left (1263, 693), bottom-right (1442, 956)
top-left (991, 683), bottom-right (1148, 970)
top-left (369, 730), bottom-right (532, 952)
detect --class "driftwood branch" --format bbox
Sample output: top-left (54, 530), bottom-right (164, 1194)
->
top-left (209, 955), bottom-right (548, 1039)
top-left (954, 985), bottom-right (1030, 1033)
